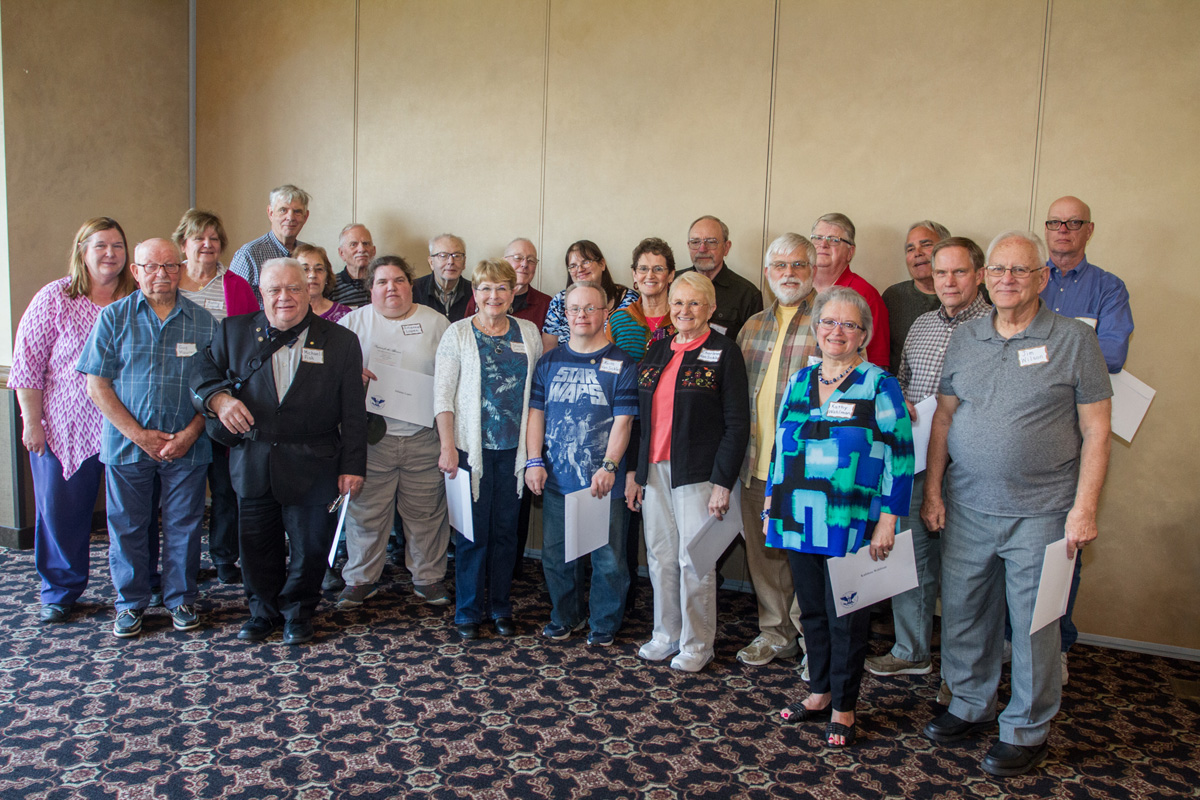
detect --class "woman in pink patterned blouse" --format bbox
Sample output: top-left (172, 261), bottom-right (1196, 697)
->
top-left (9, 217), bottom-right (135, 624)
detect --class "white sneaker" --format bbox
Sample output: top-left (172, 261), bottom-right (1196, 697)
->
top-left (670, 650), bottom-right (713, 673)
top-left (638, 638), bottom-right (680, 661)
top-left (800, 653), bottom-right (810, 681)
top-left (1060, 652), bottom-right (1069, 686)
top-left (737, 634), bottom-right (800, 666)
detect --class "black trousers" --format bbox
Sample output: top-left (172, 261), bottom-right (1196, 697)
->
top-left (207, 446), bottom-right (240, 566)
top-left (789, 550), bottom-right (872, 711)
top-left (239, 494), bottom-right (333, 622)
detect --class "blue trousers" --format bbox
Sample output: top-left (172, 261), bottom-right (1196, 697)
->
top-left (31, 449), bottom-right (103, 606)
top-left (454, 448), bottom-right (520, 625)
top-left (541, 488), bottom-right (630, 636)
top-left (106, 460), bottom-right (207, 612)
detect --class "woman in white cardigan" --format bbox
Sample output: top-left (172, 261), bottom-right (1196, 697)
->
top-left (435, 258), bottom-right (543, 641)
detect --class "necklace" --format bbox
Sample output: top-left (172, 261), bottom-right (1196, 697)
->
top-left (817, 359), bottom-right (859, 385)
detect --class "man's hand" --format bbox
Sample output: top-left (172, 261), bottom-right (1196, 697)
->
top-left (590, 467), bottom-right (615, 499)
top-left (362, 367), bottom-right (377, 387)
top-left (211, 393), bottom-right (255, 435)
top-left (133, 429), bottom-right (175, 462)
top-left (525, 466), bottom-right (547, 495)
top-left (707, 484), bottom-right (731, 520)
top-left (158, 426), bottom-right (200, 461)
top-left (626, 481), bottom-right (644, 513)
top-left (920, 489), bottom-right (946, 532)
top-left (1064, 505), bottom-right (1098, 558)
top-left (338, 474), bottom-right (365, 499)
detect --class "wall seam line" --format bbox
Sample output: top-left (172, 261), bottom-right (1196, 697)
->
top-left (352, 0), bottom-right (361, 221)
top-left (1028, 0), bottom-right (1053, 229)
top-left (188, 0), bottom-right (196, 208)
top-left (759, 0), bottom-right (782, 290)
top-left (537, 0), bottom-right (551, 288)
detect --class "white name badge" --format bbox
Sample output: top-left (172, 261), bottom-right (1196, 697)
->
top-left (808, 355), bottom-right (823, 367)
top-left (402, 323), bottom-right (424, 335)
top-left (203, 299), bottom-right (225, 311)
top-left (827, 401), bottom-right (855, 420)
top-left (710, 323), bottom-right (728, 335)
top-left (175, 342), bottom-right (197, 357)
top-left (1075, 316), bottom-right (1098, 329)
top-left (698, 348), bottom-right (722, 363)
top-left (511, 341), bottom-right (526, 354)
top-left (599, 358), bottom-right (622, 375)
top-left (302, 347), bottom-right (325, 364)
top-left (1018, 345), bottom-right (1049, 367)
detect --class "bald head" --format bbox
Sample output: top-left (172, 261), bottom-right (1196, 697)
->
top-left (1045, 195), bottom-right (1094, 271)
top-left (132, 238), bottom-right (183, 305)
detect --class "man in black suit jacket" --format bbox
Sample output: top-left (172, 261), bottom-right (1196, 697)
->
top-left (193, 258), bottom-right (367, 644)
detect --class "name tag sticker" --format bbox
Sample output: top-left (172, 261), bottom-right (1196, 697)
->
top-left (175, 342), bottom-right (196, 357)
top-left (203, 299), bottom-right (225, 311)
top-left (302, 348), bottom-right (325, 364)
top-left (1075, 316), bottom-right (1098, 329)
top-left (709, 323), bottom-right (728, 335)
top-left (402, 323), bottom-right (424, 335)
top-left (827, 401), bottom-right (855, 420)
top-left (599, 358), bottom-right (622, 375)
top-left (1018, 346), bottom-right (1049, 367)
top-left (807, 355), bottom-right (823, 368)
top-left (511, 341), bottom-right (526, 354)
top-left (698, 348), bottom-right (722, 363)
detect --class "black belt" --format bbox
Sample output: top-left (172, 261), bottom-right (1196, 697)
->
top-left (246, 426), bottom-right (339, 445)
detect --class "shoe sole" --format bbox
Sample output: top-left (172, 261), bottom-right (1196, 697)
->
top-left (638, 647), bottom-right (680, 662)
top-left (416, 594), bottom-right (451, 606)
top-left (867, 663), bottom-right (933, 677)
top-left (337, 588), bottom-right (380, 609)
top-left (172, 619), bottom-right (201, 632)
top-left (670, 654), bottom-right (713, 673)
top-left (982, 744), bottom-right (1049, 777)
top-left (113, 624), bottom-right (142, 638)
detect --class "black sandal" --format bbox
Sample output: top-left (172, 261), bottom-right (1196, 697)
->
top-left (825, 720), bottom-right (857, 747)
top-left (779, 700), bottom-right (832, 723)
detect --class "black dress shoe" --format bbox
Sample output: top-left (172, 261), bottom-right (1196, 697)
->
top-left (283, 620), bottom-right (315, 645)
top-left (149, 591), bottom-right (164, 608)
top-left (216, 563), bottom-right (243, 584)
top-left (981, 740), bottom-right (1049, 776)
top-left (456, 622), bottom-right (480, 640)
top-left (494, 617), bottom-right (517, 637)
top-left (237, 616), bottom-right (280, 641)
top-left (39, 603), bottom-right (71, 624)
top-left (924, 711), bottom-right (995, 744)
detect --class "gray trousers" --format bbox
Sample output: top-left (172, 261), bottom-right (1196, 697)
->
top-left (890, 472), bottom-right (941, 662)
top-left (941, 500), bottom-right (1063, 746)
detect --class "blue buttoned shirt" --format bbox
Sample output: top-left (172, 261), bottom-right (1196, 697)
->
top-left (1040, 256), bottom-right (1133, 373)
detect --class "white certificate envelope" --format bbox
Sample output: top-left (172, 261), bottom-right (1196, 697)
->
top-left (327, 495), bottom-right (350, 567)
top-left (686, 484), bottom-right (744, 577)
top-left (444, 469), bottom-right (474, 542)
top-left (826, 529), bottom-right (918, 617)
top-left (910, 394), bottom-right (938, 475)
top-left (366, 344), bottom-right (435, 427)
top-left (1109, 369), bottom-right (1155, 443)
top-left (564, 488), bottom-right (612, 563)
top-left (1030, 537), bottom-right (1077, 634)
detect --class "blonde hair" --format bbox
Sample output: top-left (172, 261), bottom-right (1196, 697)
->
top-left (66, 217), bottom-right (135, 300)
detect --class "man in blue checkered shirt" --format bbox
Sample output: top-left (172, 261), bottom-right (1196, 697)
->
top-left (230, 184), bottom-right (311, 307)
top-left (78, 238), bottom-right (217, 640)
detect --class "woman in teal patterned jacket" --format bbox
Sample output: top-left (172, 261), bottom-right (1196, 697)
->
top-left (764, 287), bottom-right (914, 747)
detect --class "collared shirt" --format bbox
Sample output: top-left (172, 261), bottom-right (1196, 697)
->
top-left (896, 293), bottom-right (992, 405)
top-left (676, 264), bottom-right (763, 341)
top-left (883, 279), bottom-right (942, 373)
top-left (330, 267), bottom-right (371, 308)
top-left (833, 268), bottom-right (891, 369)
top-left (230, 231), bottom-right (302, 307)
top-left (76, 292), bottom-right (216, 466)
top-left (736, 293), bottom-right (819, 484)
top-left (271, 326), bottom-right (309, 401)
top-left (1040, 256), bottom-right (1133, 373)
top-left (412, 273), bottom-right (471, 322)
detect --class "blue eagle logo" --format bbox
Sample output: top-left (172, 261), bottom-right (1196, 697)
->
top-left (839, 592), bottom-right (858, 608)
top-left (369, 395), bottom-right (385, 409)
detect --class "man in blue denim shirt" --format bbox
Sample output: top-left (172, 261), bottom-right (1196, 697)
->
top-left (78, 238), bottom-right (216, 639)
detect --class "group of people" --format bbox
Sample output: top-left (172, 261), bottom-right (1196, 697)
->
top-left (11, 183), bottom-right (1130, 777)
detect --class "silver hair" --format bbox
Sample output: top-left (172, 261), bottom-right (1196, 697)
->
top-left (813, 213), bottom-right (856, 245)
top-left (428, 233), bottom-right (465, 255)
top-left (339, 223), bottom-right (370, 244)
top-left (764, 233), bottom-right (817, 268)
top-left (907, 220), bottom-right (951, 241)
top-left (811, 286), bottom-right (874, 353)
top-left (260, 256), bottom-right (305, 282)
top-left (985, 230), bottom-right (1048, 264)
top-left (669, 271), bottom-right (716, 306)
top-left (268, 184), bottom-right (311, 210)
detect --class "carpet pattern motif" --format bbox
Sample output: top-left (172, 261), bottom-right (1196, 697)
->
top-left (1, 534), bottom-right (1198, 799)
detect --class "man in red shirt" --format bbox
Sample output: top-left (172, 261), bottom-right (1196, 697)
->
top-left (810, 213), bottom-right (890, 368)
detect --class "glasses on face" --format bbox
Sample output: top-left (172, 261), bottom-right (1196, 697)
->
top-left (136, 262), bottom-right (182, 275)
top-left (634, 265), bottom-right (670, 276)
top-left (506, 255), bottom-right (538, 267)
top-left (302, 265), bottom-right (327, 275)
top-left (768, 260), bottom-right (811, 271)
top-left (433, 252), bottom-right (466, 262)
top-left (810, 235), bottom-right (852, 247)
top-left (671, 300), bottom-right (707, 312)
top-left (565, 304), bottom-right (602, 317)
top-left (985, 265), bottom-right (1042, 279)
top-left (687, 238), bottom-right (722, 249)
top-left (567, 259), bottom-right (597, 274)
top-left (1045, 219), bottom-right (1089, 231)
top-left (816, 318), bottom-right (864, 332)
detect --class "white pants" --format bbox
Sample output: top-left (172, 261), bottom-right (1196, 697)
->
top-left (643, 461), bottom-right (717, 656)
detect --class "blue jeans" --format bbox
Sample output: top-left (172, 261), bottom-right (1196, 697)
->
top-left (106, 460), bottom-right (207, 611)
top-left (541, 487), bottom-right (630, 636)
top-left (31, 449), bottom-right (103, 606)
top-left (454, 448), bottom-right (520, 625)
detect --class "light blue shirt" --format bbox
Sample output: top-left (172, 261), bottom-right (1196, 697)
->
top-left (1041, 256), bottom-right (1133, 373)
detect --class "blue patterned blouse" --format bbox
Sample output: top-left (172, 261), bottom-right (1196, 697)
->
top-left (473, 323), bottom-right (528, 450)
top-left (765, 362), bottom-right (914, 557)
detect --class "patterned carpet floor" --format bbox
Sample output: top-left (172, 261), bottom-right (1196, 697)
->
top-left (1, 533), bottom-right (1197, 799)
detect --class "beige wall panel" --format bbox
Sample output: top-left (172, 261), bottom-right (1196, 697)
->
top-left (541, 0), bottom-right (776, 296)
top-left (768, 0), bottom-right (1047, 290)
top-left (3, 0), bottom-right (188, 329)
top-left (354, 0), bottom-right (547, 276)
top-left (1037, 0), bottom-right (1200, 650)
top-left (195, 0), bottom-right (355, 259)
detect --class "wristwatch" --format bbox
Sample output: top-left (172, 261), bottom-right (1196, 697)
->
top-left (760, 509), bottom-right (770, 521)
top-left (601, 458), bottom-right (618, 474)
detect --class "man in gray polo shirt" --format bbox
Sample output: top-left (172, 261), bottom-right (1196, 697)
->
top-left (920, 230), bottom-right (1111, 777)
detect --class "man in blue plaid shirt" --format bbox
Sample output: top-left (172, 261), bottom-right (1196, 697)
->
top-left (78, 238), bottom-right (217, 640)
top-left (230, 184), bottom-right (311, 306)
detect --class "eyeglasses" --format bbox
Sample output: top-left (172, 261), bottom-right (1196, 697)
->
top-left (810, 235), bottom-right (852, 247)
top-left (768, 260), bottom-right (811, 271)
top-left (816, 318), bottom-right (864, 332)
top-left (567, 259), bottom-right (598, 273)
top-left (565, 304), bottom-right (602, 316)
top-left (301, 265), bottom-right (327, 274)
top-left (136, 262), bottom-right (182, 275)
top-left (984, 265), bottom-right (1042, 279)
top-left (1045, 219), bottom-right (1089, 231)
top-left (634, 265), bottom-right (671, 275)
top-left (506, 255), bottom-right (539, 267)
top-left (433, 252), bottom-right (466, 262)
top-left (686, 238), bottom-right (722, 249)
